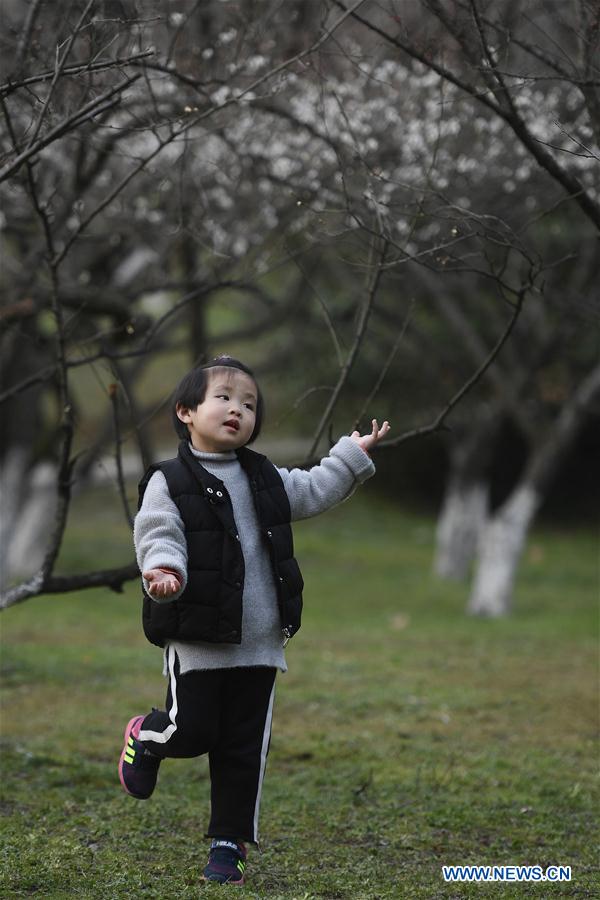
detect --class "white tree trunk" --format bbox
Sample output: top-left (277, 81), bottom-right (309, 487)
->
top-left (0, 447), bottom-right (30, 591)
top-left (468, 484), bottom-right (540, 616)
top-left (434, 477), bottom-right (489, 580)
top-left (5, 462), bottom-right (58, 582)
top-left (467, 363), bottom-right (600, 617)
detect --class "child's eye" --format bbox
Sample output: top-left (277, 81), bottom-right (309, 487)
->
top-left (244, 403), bottom-right (254, 411)
top-left (217, 394), bottom-right (229, 400)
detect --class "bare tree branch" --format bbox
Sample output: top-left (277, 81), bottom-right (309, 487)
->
top-left (15, 0), bottom-right (45, 72)
top-left (108, 382), bottom-right (134, 528)
top-left (0, 49), bottom-right (155, 97)
top-left (0, 74), bottom-right (142, 182)
top-left (287, 248), bottom-right (345, 368)
top-left (381, 287), bottom-right (526, 448)
top-left (332, 0), bottom-right (600, 230)
top-left (25, 0), bottom-right (96, 151)
top-left (0, 561), bottom-right (140, 609)
top-left (308, 236), bottom-right (389, 458)
top-left (353, 298), bottom-right (415, 430)
top-left (2, 0), bottom-right (592, 611)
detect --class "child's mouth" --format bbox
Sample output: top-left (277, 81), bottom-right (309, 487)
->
top-left (223, 420), bottom-right (240, 431)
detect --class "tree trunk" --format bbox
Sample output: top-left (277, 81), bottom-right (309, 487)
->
top-left (5, 462), bottom-right (58, 582)
top-left (0, 446), bottom-right (30, 591)
top-left (468, 483), bottom-right (539, 616)
top-left (468, 364), bottom-right (600, 616)
top-left (435, 476), bottom-right (490, 580)
top-left (434, 412), bottom-right (499, 580)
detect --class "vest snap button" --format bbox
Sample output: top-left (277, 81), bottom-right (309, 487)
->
top-left (216, 490), bottom-right (223, 498)
top-left (206, 487), bottom-right (214, 494)
top-left (267, 530), bottom-right (272, 538)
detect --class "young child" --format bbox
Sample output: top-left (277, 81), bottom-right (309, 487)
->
top-left (119, 355), bottom-right (389, 885)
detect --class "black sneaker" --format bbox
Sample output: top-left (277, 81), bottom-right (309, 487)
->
top-left (118, 715), bottom-right (160, 799)
top-left (202, 839), bottom-right (247, 885)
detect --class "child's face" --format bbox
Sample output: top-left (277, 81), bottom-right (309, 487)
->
top-left (176, 369), bottom-right (258, 453)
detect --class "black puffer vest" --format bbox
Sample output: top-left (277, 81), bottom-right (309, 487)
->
top-left (138, 441), bottom-right (304, 648)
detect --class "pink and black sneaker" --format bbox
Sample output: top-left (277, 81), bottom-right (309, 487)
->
top-left (202, 839), bottom-right (247, 885)
top-left (118, 715), bottom-right (160, 800)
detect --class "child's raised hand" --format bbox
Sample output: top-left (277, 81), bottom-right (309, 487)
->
top-left (350, 419), bottom-right (390, 455)
top-left (143, 568), bottom-right (182, 599)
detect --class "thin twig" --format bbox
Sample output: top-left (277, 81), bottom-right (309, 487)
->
top-left (15, 0), bottom-right (45, 71)
top-left (0, 74), bottom-right (142, 183)
top-left (287, 250), bottom-right (345, 367)
top-left (52, 0), bottom-right (370, 268)
top-left (353, 299), bottom-right (415, 431)
top-left (0, 49), bottom-right (154, 97)
top-left (274, 386), bottom-right (335, 429)
top-left (382, 289), bottom-right (526, 448)
top-left (25, 0), bottom-right (96, 150)
top-left (307, 237), bottom-right (389, 458)
top-left (108, 382), bottom-right (133, 528)
top-left (331, 0), bottom-right (600, 231)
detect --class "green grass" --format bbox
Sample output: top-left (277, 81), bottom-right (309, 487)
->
top-left (1, 485), bottom-right (598, 898)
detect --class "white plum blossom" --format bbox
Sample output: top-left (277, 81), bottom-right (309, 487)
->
top-left (3, 7), bottom-right (595, 282)
top-left (210, 86), bottom-right (231, 106)
top-left (218, 29), bottom-right (237, 45)
top-left (244, 55), bottom-right (268, 73)
top-left (272, 157), bottom-right (298, 179)
top-left (232, 236), bottom-right (249, 256)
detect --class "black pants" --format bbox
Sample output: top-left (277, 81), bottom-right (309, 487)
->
top-left (138, 645), bottom-right (277, 845)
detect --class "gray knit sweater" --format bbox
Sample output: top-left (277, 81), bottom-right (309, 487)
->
top-left (134, 436), bottom-right (375, 674)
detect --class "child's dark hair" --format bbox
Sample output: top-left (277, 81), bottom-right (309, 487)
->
top-left (171, 356), bottom-right (264, 443)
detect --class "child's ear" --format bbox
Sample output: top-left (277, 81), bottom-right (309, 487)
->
top-left (176, 404), bottom-right (191, 423)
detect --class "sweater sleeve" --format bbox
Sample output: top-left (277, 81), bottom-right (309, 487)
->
top-left (276, 435), bottom-right (375, 521)
top-left (134, 470), bottom-right (188, 603)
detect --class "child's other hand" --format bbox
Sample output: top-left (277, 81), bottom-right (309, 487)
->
top-left (143, 568), bottom-right (182, 599)
top-left (350, 419), bottom-right (390, 455)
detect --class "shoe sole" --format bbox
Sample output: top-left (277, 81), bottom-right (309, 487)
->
top-left (200, 875), bottom-right (245, 886)
top-left (118, 715), bottom-right (147, 798)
